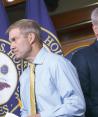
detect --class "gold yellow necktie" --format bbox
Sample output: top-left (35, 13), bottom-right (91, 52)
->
top-left (30, 63), bottom-right (36, 115)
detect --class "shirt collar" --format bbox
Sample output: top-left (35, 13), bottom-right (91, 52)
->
top-left (33, 47), bottom-right (48, 65)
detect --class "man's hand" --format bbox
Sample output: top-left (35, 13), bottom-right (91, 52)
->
top-left (27, 114), bottom-right (40, 117)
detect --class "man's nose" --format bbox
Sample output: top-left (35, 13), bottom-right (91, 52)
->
top-left (10, 42), bottom-right (15, 51)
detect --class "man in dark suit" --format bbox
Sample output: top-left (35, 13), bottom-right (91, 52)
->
top-left (71, 7), bottom-right (98, 117)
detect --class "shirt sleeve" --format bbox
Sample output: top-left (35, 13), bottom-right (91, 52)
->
top-left (40, 57), bottom-right (86, 117)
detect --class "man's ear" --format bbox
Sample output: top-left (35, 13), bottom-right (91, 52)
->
top-left (92, 25), bottom-right (98, 35)
top-left (28, 33), bottom-right (35, 44)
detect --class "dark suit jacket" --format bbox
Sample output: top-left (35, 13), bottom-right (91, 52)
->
top-left (71, 40), bottom-right (98, 117)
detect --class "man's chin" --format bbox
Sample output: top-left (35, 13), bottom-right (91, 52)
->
top-left (15, 55), bottom-right (22, 60)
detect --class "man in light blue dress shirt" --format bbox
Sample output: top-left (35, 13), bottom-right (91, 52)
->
top-left (7, 19), bottom-right (85, 117)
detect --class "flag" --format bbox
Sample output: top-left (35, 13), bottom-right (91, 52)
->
top-left (0, 0), bottom-right (9, 39)
top-left (25, 0), bottom-right (63, 55)
top-left (0, 0), bottom-right (21, 116)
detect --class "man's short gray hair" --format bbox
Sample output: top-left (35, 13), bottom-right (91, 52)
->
top-left (7, 19), bottom-right (42, 43)
top-left (91, 7), bottom-right (98, 25)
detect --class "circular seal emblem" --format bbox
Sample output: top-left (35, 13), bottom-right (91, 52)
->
top-left (41, 27), bottom-right (63, 55)
top-left (0, 39), bottom-right (21, 116)
top-left (0, 52), bottom-right (17, 104)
